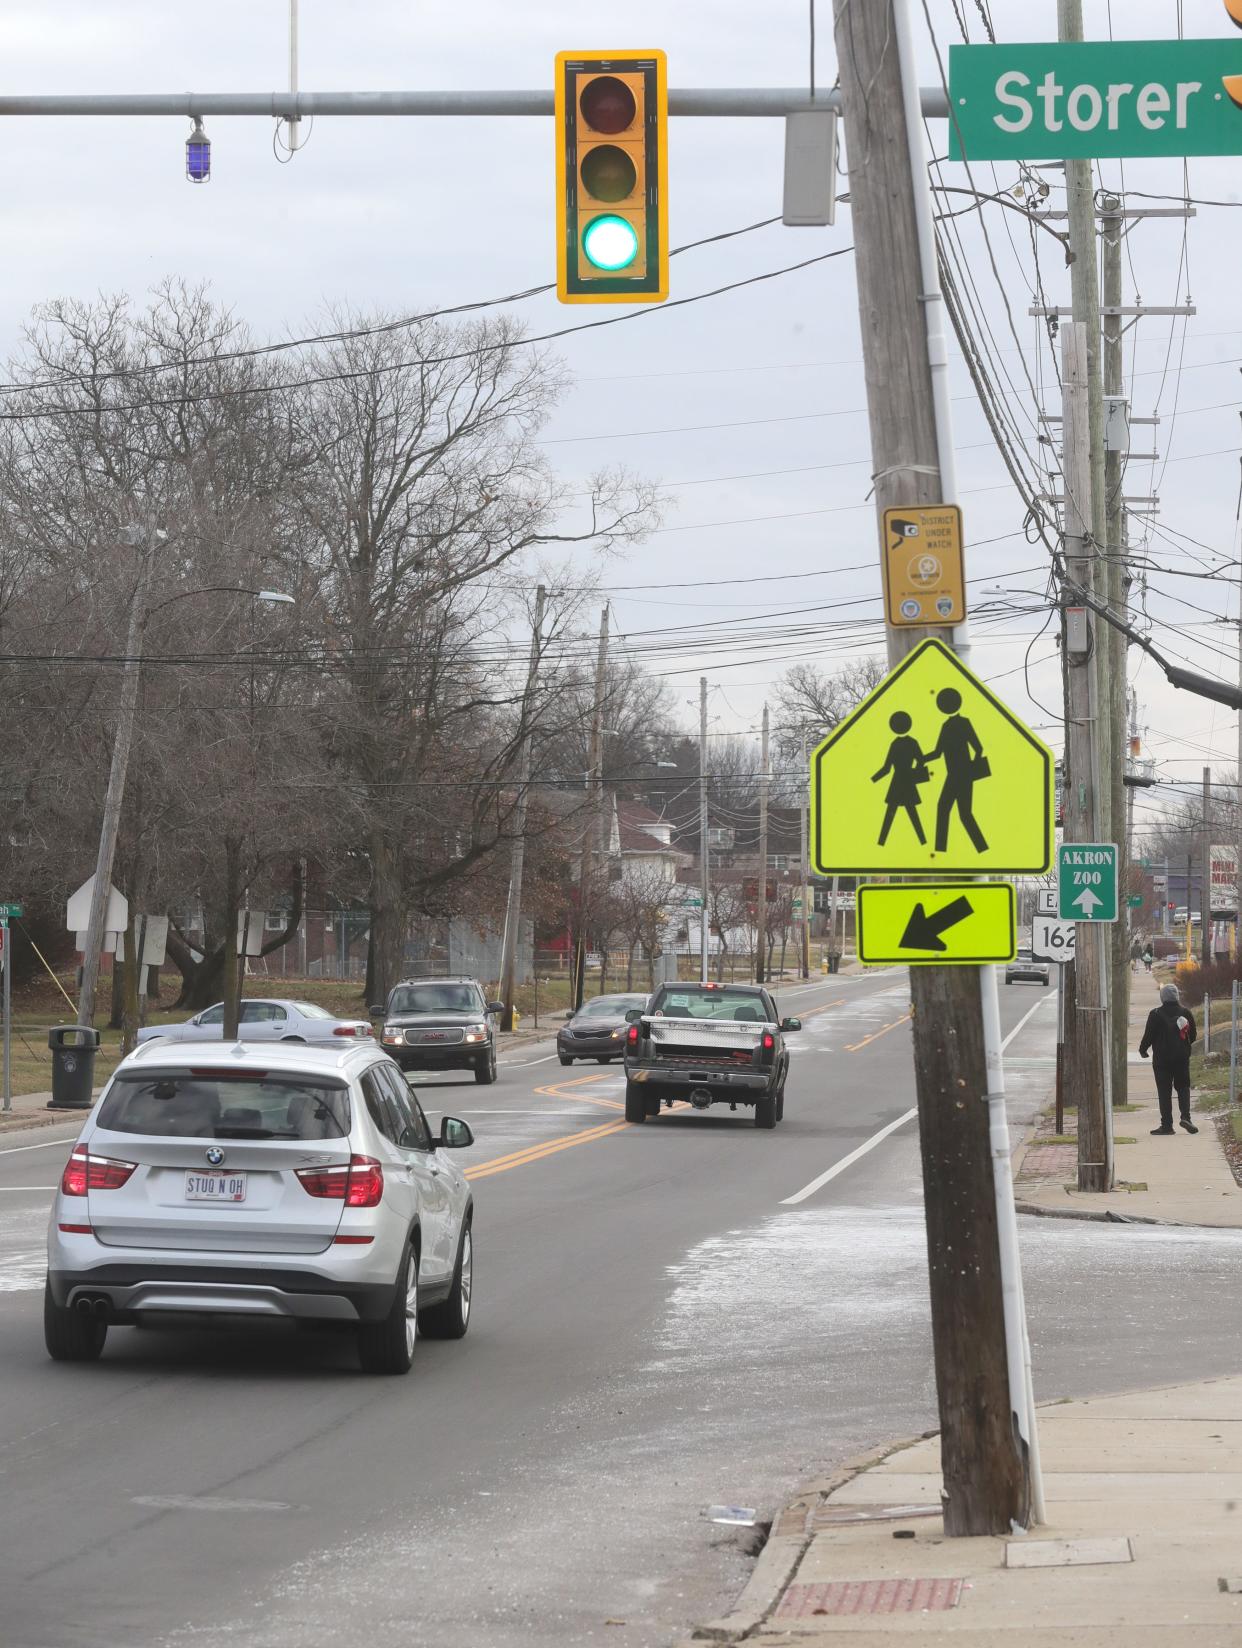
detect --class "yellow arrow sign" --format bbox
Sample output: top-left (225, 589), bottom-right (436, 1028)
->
top-left (856, 882), bottom-right (1016, 966)
top-left (811, 638), bottom-right (1053, 875)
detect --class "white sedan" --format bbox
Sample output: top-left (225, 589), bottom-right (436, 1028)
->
top-left (136, 998), bottom-right (374, 1046)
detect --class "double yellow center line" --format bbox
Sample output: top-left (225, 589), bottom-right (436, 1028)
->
top-left (465, 1003), bottom-right (911, 1181)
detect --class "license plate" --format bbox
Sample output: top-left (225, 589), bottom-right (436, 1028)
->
top-left (184, 1172), bottom-right (247, 1202)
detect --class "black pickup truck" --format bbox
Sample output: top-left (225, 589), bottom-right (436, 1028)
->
top-left (622, 982), bottom-right (800, 1130)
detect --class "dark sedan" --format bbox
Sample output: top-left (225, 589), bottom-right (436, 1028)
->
top-left (557, 993), bottom-right (649, 1066)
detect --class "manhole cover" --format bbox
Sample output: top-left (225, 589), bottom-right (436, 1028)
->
top-left (777, 1578), bottom-right (963, 1618)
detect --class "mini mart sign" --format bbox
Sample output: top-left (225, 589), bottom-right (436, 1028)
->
top-left (949, 39), bottom-right (1242, 160)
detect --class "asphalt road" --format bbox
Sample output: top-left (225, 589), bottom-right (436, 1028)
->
top-left (2, 969), bottom-right (1240, 1648)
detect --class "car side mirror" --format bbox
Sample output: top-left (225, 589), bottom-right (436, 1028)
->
top-left (438, 1116), bottom-right (474, 1150)
top-left (368, 1004), bottom-right (385, 1018)
top-left (191, 1014), bottom-right (202, 1026)
top-left (487, 1001), bottom-right (505, 1015)
top-left (780, 1017), bottom-right (802, 1032)
top-left (624, 1009), bottom-right (643, 1023)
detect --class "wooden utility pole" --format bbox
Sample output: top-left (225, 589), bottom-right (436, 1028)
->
top-left (1062, 324), bottom-right (1112, 1192)
top-left (832, 0), bottom-right (1027, 1535)
top-left (756, 702), bottom-right (769, 983)
top-left (573, 605), bottom-right (609, 1010)
top-left (798, 727), bottom-right (810, 978)
top-left (1101, 194), bottom-right (1131, 1127)
top-left (698, 676), bottom-right (710, 986)
top-left (77, 526), bottom-right (157, 1029)
top-left (499, 584), bottom-right (547, 1031)
top-left (1202, 767), bottom-right (1213, 969)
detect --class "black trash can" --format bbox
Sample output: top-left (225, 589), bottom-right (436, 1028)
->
top-left (47, 1026), bottom-right (101, 1111)
top-left (826, 952), bottom-right (842, 975)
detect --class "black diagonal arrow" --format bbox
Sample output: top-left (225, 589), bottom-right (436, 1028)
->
top-left (899, 895), bottom-right (975, 953)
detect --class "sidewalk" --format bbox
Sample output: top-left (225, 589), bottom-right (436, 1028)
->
top-left (1011, 980), bottom-right (1241, 1228)
top-left (688, 1377), bottom-right (1242, 1647)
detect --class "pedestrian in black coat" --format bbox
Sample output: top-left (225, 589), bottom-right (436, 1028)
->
top-left (1138, 982), bottom-right (1199, 1135)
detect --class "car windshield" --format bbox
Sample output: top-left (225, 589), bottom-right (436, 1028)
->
top-left (97, 1075), bottom-right (351, 1140)
top-left (290, 1002), bottom-right (334, 1019)
top-left (649, 988), bottom-right (770, 1023)
top-left (388, 984), bottom-right (479, 1014)
top-left (577, 996), bottom-right (644, 1018)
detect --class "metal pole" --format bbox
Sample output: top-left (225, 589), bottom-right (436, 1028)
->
top-left (286, 0), bottom-right (302, 151)
top-left (2, 919), bottom-right (10, 1114)
top-left (1230, 979), bottom-right (1238, 1107)
top-left (499, 585), bottom-right (546, 1031)
top-left (756, 704), bottom-right (769, 984)
top-left (0, 86), bottom-right (951, 120)
top-left (1055, 962), bottom-right (1066, 1138)
top-left (77, 526), bottom-right (156, 1028)
top-left (699, 677), bottom-right (709, 987)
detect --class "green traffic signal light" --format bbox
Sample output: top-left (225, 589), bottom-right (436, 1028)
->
top-left (581, 214), bottom-right (640, 271)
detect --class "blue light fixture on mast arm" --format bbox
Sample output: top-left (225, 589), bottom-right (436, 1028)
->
top-left (186, 118), bottom-right (211, 183)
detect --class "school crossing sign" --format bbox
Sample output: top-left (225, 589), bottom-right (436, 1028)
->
top-left (811, 638), bottom-right (1053, 877)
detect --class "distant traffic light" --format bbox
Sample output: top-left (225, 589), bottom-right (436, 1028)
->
top-left (555, 51), bottom-right (668, 304)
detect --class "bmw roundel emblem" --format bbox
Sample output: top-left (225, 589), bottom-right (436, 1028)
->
top-left (205, 1146), bottom-right (225, 1166)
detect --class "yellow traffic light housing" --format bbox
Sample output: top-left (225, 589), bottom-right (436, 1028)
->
top-left (555, 50), bottom-right (668, 304)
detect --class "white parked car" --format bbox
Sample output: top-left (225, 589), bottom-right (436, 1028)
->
top-left (45, 1039), bottom-right (475, 1374)
top-left (136, 998), bottom-right (374, 1046)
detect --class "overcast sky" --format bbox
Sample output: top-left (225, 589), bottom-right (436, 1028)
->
top-left (0, 0), bottom-right (1238, 849)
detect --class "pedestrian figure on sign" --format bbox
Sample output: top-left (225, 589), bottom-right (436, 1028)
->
top-left (925, 687), bottom-right (989, 854)
top-left (1138, 981), bottom-right (1198, 1135)
top-left (871, 711), bottom-right (930, 846)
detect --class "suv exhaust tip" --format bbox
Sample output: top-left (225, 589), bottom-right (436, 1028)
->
top-left (689, 1089), bottom-right (713, 1110)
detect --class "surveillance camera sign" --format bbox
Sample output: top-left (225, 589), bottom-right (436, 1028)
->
top-left (881, 505), bottom-right (966, 628)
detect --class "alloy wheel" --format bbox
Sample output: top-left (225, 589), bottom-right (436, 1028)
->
top-left (404, 1256), bottom-right (419, 1359)
top-left (459, 1228), bottom-right (473, 1325)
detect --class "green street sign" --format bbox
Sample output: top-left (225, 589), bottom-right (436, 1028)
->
top-left (1057, 843), bottom-right (1119, 923)
top-left (950, 39), bottom-right (1242, 160)
top-left (1127, 894), bottom-right (1144, 908)
top-left (0, 903), bottom-right (22, 920)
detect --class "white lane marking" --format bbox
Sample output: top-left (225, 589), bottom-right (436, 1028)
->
top-left (503, 1054), bottom-right (559, 1067)
top-left (780, 1108), bottom-right (919, 1207)
top-left (0, 1136), bottom-right (73, 1156)
top-left (133, 1494), bottom-right (290, 1513)
top-left (780, 994), bottom-right (1053, 1208)
top-left (1001, 993), bottom-right (1055, 1053)
top-left (0, 1186), bottom-right (55, 1192)
top-left (0, 1251), bottom-right (47, 1291)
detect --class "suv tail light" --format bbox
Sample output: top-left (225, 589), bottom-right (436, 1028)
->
top-left (296, 1154), bottom-right (384, 1207)
top-left (761, 1031), bottom-right (776, 1054)
top-left (61, 1145), bottom-right (136, 1196)
top-left (626, 1023), bottom-right (640, 1047)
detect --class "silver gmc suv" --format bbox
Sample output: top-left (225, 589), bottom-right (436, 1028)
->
top-left (44, 1039), bottom-right (475, 1375)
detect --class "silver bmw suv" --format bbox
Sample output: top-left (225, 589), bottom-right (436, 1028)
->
top-left (44, 1039), bottom-right (475, 1375)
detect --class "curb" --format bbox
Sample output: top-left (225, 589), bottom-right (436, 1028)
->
top-left (1014, 1198), bottom-right (1242, 1230)
top-left (685, 1437), bottom-right (930, 1644)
